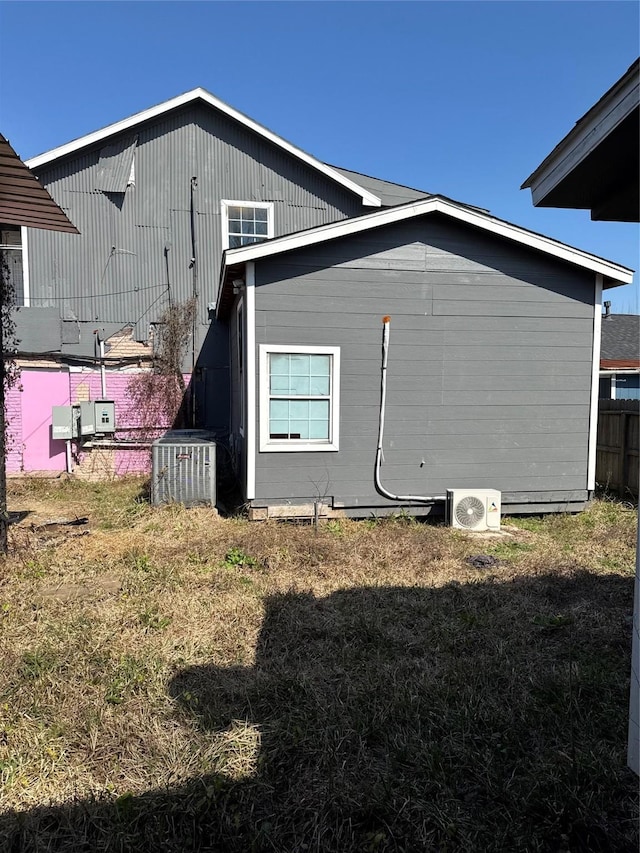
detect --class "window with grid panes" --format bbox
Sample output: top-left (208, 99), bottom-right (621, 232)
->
top-left (259, 345), bottom-right (340, 452)
top-left (223, 202), bottom-right (273, 249)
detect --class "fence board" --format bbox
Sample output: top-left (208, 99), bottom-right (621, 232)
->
top-left (596, 399), bottom-right (639, 496)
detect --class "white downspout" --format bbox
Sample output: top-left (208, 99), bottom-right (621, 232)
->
top-left (375, 316), bottom-right (445, 504)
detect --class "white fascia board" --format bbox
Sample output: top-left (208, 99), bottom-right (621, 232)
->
top-left (222, 197), bottom-right (634, 284)
top-left (25, 89), bottom-right (381, 208)
top-left (523, 65), bottom-right (640, 202)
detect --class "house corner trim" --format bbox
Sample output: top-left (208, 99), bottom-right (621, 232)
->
top-left (245, 261), bottom-right (256, 501)
top-left (588, 273), bottom-right (603, 491)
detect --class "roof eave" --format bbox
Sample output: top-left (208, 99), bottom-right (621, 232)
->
top-left (221, 196), bottom-right (633, 281)
top-left (522, 59), bottom-right (640, 204)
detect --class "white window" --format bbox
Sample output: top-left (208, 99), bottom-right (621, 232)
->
top-left (0, 226), bottom-right (25, 306)
top-left (221, 200), bottom-right (274, 250)
top-left (259, 345), bottom-right (340, 452)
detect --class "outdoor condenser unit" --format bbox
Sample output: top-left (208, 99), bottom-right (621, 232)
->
top-left (151, 430), bottom-right (216, 507)
top-left (446, 489), bottom-right (501, 532)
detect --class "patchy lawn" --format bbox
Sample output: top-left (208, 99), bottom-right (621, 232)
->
top-left (0, 479), bottom-right (637, 852)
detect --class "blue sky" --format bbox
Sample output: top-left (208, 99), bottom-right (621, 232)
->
top-left (1, 0), bottom-right (638, 311)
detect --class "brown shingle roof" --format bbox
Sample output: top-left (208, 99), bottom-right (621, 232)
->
top-left (0, 134), bottom-right (78, 233)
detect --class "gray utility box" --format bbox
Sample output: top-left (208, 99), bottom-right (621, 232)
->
top-left (79, 401), bottom-right (95, 436)
top-left (52, 405), bottom-right (79, 440)
top-left (151, 430), bottom-right (216, 507)
top-left (94, 400), bottom-right (115, 434)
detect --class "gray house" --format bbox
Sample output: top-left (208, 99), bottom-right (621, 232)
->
top-left (218, 197), bottom-right (631, 518)
top-left (7, 88), bottom-right (633, 511)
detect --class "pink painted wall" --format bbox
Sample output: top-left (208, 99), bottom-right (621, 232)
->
top-left (20, 371), bottom-right (71, 472)
top-left (7, 367), bottom-right (192, 476)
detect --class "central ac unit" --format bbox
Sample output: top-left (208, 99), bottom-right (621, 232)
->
top-left (446, 489), bottom-right (501, 531)
top-left (151, 430), bottom-right (216, 507)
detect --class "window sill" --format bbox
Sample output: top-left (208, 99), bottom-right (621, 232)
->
top-left (259, 441), bottom-right (339, 453)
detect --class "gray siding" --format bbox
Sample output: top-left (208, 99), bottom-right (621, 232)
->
top-left (26, 104), bottom-right (364, 343)
top-left (252, 216), bottom-right (595, 510)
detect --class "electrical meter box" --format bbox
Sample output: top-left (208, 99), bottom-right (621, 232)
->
top-left (94, 400), bottom-right (116, 434)
top-left (52, 406), bottom-right (78, 440)
top-left (79, 401), bottom-right (96, 436)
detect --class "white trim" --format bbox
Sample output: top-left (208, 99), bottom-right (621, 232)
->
top-left (258, 344), bottom-right (340, 453)
top-left (25, 88), bottom-right (381, 207)
top-left (588, 273), bottom-right (603, 490)
top-left (221, 197), bottom-right (634, 291)
top-left (20, 227), bottom-right (30, 307)
top-left (611, 374), bottom-right (617, 401)
top-left (221, 200), bottom-right (274, 251)
top-left (245, 262), bottom-right (256, 501)
top-left (236, 296), bottom-right (245, 437)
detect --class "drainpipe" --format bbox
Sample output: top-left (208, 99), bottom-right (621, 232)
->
top-left (94, 330), bottom-right (107, 399)
top-left (190, 176), bottom-right (198, 427)
top-left (100, 339), bottom-right (107, 399)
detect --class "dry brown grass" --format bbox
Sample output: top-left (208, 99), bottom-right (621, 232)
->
top-left (0, 478), bottom-right (637, 852)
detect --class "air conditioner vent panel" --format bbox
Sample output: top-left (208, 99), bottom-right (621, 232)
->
top-left (151, 430), bottom-right (216, 507)
top-left (446, 489), bottom-right (501, 531)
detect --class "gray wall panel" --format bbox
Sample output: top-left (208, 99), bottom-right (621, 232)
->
top-left (249, 216), bottom-right (596, 508)
top-left (26, 103), bottom-right (364, 340)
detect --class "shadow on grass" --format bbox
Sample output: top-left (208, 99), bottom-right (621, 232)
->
top-left (2, 571), bottom-right (638, 852)
top-left (7, 511), bottom-right (30, 526)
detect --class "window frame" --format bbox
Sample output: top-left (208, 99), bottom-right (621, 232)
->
top-left (221, 200), bottom-right (274, 251)
top-left (0, 225), bottom-right (28, 307)
top-left (259, 344), bottom-right (340, 453)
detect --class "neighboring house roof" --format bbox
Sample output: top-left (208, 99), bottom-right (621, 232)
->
top-left (24, 88), bottom-right (382, 208)
top-left (218, 195), bottom-right (634, 313)
top-left (328, 166), bottom-right (431, 207)
top-left (522, 58), bottom-right (640, 222)
top-left (329, 165), bottom-right (491, 213)
top-left (600, 314), bottom-right (640, 368)
top-left (0, 134), bottom-right (78, 233)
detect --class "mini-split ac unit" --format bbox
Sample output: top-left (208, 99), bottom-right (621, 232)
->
top-left (446, 489), bottom-right (501, 531)
top-left (151, 430), bottom-right (216, 507)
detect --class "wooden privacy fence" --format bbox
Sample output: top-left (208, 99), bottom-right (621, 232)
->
top-left (596, 399), bottom-right (639, 497)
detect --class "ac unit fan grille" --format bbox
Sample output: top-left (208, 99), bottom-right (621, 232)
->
top-left (454, 495), bottom-right (485, 529)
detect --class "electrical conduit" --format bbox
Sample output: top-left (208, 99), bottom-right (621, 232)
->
top-left (374, 315), bottom-right (446, 504)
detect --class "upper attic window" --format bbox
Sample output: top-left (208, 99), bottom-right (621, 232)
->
top-left (0, 227), bottom-right (25, 306)
top-left (221, 201), bottom-right (273, 250)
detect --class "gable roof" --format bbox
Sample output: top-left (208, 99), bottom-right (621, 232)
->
top-left (0, 134), bottom-right (78, 233)
top-left (24, 89), bottom-right (382, 208)
top-left (218, 195), bottom-right (634, 312)
top-left (600, 314), bottom-right (640, 367)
